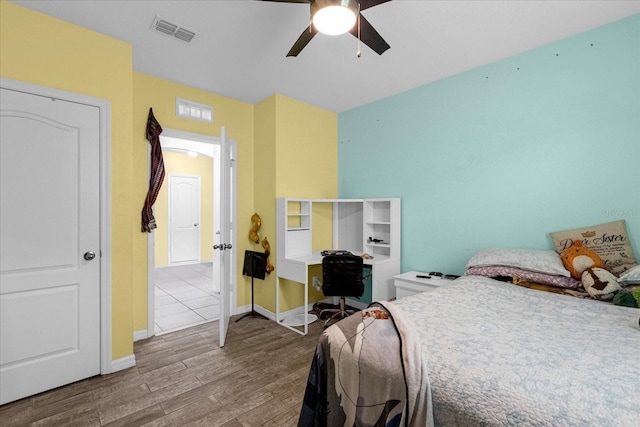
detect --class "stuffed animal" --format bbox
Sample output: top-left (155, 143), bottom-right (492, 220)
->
top-left (613, 287), bottom-right (640, 308)
top-left (560, 241), bottom-right (622, 299)
top-left (560, 240), bottom-right (605, 280)
top-left (581, 267), bottom-right (622, 300)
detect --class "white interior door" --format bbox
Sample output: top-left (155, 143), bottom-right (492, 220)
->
top-left (168, 174), bottom-right (201, 265)
top-left (0, 87), bottom-right (101, 404)
top-left (212, 154), bottom-right (221, 294)
top-left (218, 126), bottom-right (236, 347)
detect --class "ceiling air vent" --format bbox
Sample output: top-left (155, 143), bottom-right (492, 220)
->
top-left (150, 15), bottom-right (196, 43)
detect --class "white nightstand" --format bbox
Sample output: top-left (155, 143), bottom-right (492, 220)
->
top-left (394, 271), bottom-right (453, 299)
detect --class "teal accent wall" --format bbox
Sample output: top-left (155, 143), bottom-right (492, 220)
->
top-left (338, 15), bottom-right (640, 275)
top-left (347, 265), bottom-right (373, 305)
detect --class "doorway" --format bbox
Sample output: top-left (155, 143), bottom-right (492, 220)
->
top-left (153, 262), bottom-right (218, 333)
top-left (147, 128), bottom-right (236, 336)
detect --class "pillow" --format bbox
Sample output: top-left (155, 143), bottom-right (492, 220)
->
top-left (618, 264), bottom-right (640, 285)
top-left (549, 220), bottom-right (637, 277)
top-left (465, 248), bottom-right (570, 277)
top-left (465, 265), bottom-right (581, 289)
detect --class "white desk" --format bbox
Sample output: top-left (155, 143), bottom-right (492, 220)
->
top-left (275, 252), bottom-right (323, 335)
top-left (275, 251), bottom-right (396, 335)
top-left (276, 198), bottom-right (401, 335)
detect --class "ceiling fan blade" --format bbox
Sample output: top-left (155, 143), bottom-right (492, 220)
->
top-left (359, 0), bottom-right (392, 12)
top-left (350, 14), bottom-right (390, 55)
top-left (287, 25), bottom-right (319, 57)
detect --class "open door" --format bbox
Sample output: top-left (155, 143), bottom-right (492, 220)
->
top-left (218, 126), bottom-right (236, 347)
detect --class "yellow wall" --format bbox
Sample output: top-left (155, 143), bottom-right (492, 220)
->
top-left (1, 1), bottom-right (338, 362)
top-left (254, 94), bottom-right (338, 313)
top-left (276, 95), bottom-right (338, 312)
top-left (132, 72), bottom-right (255, 332)
top-left (275, 95), bottom-right (338, 198)
top-left (154, 151), bottom-right (214, 266)
top-left (252, 97), bottom-right (277, 309)
top-left (1, 1), bottom-right (136, 359)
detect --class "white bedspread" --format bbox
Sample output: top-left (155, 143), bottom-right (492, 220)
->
top-left (393, 275), bottom-right (640, 426)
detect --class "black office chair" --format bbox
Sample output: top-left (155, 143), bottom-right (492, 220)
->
top-left (320, 254), bottom-right (364, 327)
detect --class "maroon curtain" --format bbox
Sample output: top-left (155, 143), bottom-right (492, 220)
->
top-left (141, 108), bottom-right (165, 232)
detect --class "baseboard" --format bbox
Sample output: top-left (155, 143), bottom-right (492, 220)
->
top-left (111, 354), bottom-right (136, 372)
top-left (235, 304), bottom-right (275, 320)
top-left (133, 329), bottom-right (149, 342)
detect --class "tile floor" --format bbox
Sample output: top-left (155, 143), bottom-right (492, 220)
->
top-left (154, 262), bottom-right (220, 334)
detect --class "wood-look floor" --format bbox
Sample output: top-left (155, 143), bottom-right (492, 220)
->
top-left (0, 315), bottom-right (324, 427)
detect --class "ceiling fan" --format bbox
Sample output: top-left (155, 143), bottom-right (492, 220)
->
top-left (259, 0), bottom-right (391, 57)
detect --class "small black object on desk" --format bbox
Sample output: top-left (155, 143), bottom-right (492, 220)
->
top-left (236, 250), bottom-right (269, 322)
top-left (417, 273), bottom-right (460, 280)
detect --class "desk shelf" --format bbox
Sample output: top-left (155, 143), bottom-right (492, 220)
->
top-left (285, 200), bottom-right (311, 230)
top-left (276, 197), bottom-right (401, 335)
top-left (363, 199), bottom-right (399, 259)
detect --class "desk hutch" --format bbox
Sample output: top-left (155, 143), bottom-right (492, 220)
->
top-left (275, 197), bottom-right (400, 334)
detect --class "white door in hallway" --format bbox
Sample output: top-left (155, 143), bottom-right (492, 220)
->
top-left (0, 86), bottom-right (101, 404)
top-left (169, 174), bottom-right (201, 264)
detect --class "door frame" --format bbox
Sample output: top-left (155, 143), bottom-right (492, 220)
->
top-left (167, 173), bottom-right (202, 265)
top-left (0, 77), bottom-right (113, 374)
top-left (146, 128), bottom-right (237, 337)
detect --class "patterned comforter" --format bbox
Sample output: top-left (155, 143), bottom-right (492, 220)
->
top-left (299, 276), bottom-right (640, 426)
top-left (394, 276), bottom-right (640, 426)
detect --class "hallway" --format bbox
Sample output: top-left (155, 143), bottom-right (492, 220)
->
top-left (154, 262), bottom-right (219, 334)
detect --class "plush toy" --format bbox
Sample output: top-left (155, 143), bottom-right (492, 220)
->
top-left (560, 240), bottom-right (605, 280)
top-left (560, 241), bottom-right (622, 300)
top-left (581, 267), bottom-right (622, 300)
top-left (613, 287), bottom-right (640, 308)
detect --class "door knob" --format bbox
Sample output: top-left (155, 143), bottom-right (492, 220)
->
top-left (84, 251), bottom-right (96, 261)
top-left (213, 244), bottom-right (232, 251)
top-left (194, 223), bottom-right (199, 227)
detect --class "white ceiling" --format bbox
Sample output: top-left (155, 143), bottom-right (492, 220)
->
top-left (11, 0), bottom-right (640, 112)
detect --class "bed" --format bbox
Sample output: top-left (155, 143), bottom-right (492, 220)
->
top-left (298, 274), bottom-right (640, 426)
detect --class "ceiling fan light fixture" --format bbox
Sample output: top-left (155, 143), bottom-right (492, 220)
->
top-left (312, 0), bottom-right (358, 36)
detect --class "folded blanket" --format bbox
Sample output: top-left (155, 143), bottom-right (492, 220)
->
top-left (298, 303), bottom-right (433, 426)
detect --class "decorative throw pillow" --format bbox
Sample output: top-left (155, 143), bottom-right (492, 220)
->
top-left (549, 220), bottom-right (637, 277)
top-left (465, 248), bottom-right (570, 277)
